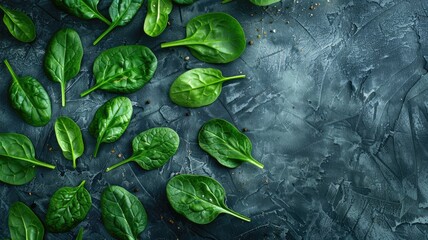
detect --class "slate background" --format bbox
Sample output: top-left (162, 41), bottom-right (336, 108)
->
top-left (1, 0), bottom-right (428, 239)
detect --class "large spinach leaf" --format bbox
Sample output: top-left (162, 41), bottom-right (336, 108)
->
top-left (106, 127), bottom-right (179, 172)
top-left (45, 181), bottom-right (92, 232)
top-left (169, 68), bottom-right (245, 108)
top-left (101, 185), bottom-right (148, 240)
top-left (45, 28), bottom-right (83, 107)
top-left (249, 0), bottom-right (280, 6)
top-left (80, 45), bottom-right (157, 97)
top-left (52, 0), bottom-right (111, 25)
top-left (89, 96), bottom-right (133, 157)
top-left (54, 116), bottom-right (84, 169)
top-left (0, 133), bottom-right (55, 185)
top-left (0, 5), bottom-right (36, 42)
top-left (8, 201), bottom-right (44, 240)
top-left (198, 118), bottom-right (264, 168)
top-left (166, 174), bottom-right (251, 224)
top-left (93, 0), bottom-right (143, 45)
top-left (161, 12), bottom-right (246, 63)
top-left (4, 59), bottom-right (51, 127)
top-left (143, 0), bottom-right (172, 37)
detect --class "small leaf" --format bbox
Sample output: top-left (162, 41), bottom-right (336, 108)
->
top-left (0, 5), bottom-right (36, 42)
top-left (106, 127), bottom-right (179, 172)
top-left (166, 174), bottom-right (251, 224)
top-left (8, 202), bottom-right (44, 240)
top-left (198, 118), bottom-right (263, 168)
top-left (101, 185), bottom-right (148, 240)
top-left (45, 181), bottom-right (92, 232)
top-left (54, 116), bottom-right (84, 169)
top-left (144, 0), bottom-right (173, 37)
top-left (52, 0), bottom-right (111, 25)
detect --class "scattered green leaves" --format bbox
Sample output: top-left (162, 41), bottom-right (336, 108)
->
top-left (52, 0), bottom-right (111, 25)
top-left (89, 96), bottom-right (133, 157)
top-left (4, 59), bottom-right (52, 127)
top-left (93, 0), bottom-right (144, 45)
top-left (144, 0), bottom-right (173, 37)
top-left (80, 45), bottom-right (157, 97)
top-left (166, 174), bottom-right (251, 224)
top-left (8, 201), bottom-right (45, 240)
top-left (45, 28), bottom-right (83, 107)
top-left (198, 118), bottom-right (263, 168)
top-left (0, 133), bottom-right (55, 185)
top-left (106, 127), bottom-right (179, 172)
top-left (45, 181), bottom-right (92, 232)
top-left (249, 0), bottom-right (280, 6)
top-left (161, 12), bottom-right (246, 63)
top-left (169, 68), bottom-right (245, 108)
top-left (0, 5), bottom-right (36, 42)
top-left (101, 185), bottom-right (148, 240)
top-left (54, 116), bottom-right (84, 169)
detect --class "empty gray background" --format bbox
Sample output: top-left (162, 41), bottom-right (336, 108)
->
top-left (1, 0), bottom-right (428, 239)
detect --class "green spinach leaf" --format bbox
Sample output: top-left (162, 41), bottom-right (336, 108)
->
top-left (54, 116), bottom-right (84, 169)
top-left (4, 59), bottom-right (52, 127)
top-left (144, 0), bottom-right (172, 37)
top-left (89, 96), bottom-right (133, 157)
top-left (52, 0), bottom-right (111, 25)
top-left (106, 127), bottom-right (179, 172)
top-left (45, 28), bottom-right (83, 107)
top-left (161, 12), bottom-right (246, 63)
top-left (0, 5), bottom-right (36, 42)
top-left (80, 45), bottom-right (157, 97)
top-left (75, 227), bottom-right (84, 240)
top-left (169, 68), bottom-right (245, 108)
top-left (198, 118), bottom-right (263, 168)
top-left (0, 133), bottom-right (55, 185)
top-left (166, 174), bottom-right (250, 224)
top-left (172, 0), bottom-right (195, 4)
top-left (101, 185), bottom-right (148, 240)
top-left (249, 0), bottom-right (280, 6)
top-left (45, 181), bottom-right (92, 232)
top-left (8, 201), bottom-right (44, 240)
top-left (93, 0), bottom-right (143, 45)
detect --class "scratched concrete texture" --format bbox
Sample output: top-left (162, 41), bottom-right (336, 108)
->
top-left (1, 0), bottom-right (428, 239)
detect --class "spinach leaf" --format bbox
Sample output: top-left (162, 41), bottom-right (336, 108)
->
top-left (169, 68), bottom-right (245, 108)
top-left (8, 201), bottom-right (44, 240)
top-left (143, 0), bottom-right (172, 37)
top-left (172, 0), bottom-right (195, 4)
top-left (54, 116), bottom-right (84, 169)
top-left (0, 133), bottom-right (55, 185)
top-left (45, 28), bottom-right (83, 107)
top-left (198, 118), bottom-right (263, 168)
top-left (80, 45), bottom-right (157, 97)
top-left (249, 0), bottom-right (280, 6)
top-left (106, 127), bottom-right (179, 172)
top-left (0, 5), bottom-right (36, 42)
top-left (101, 185), bottom-right (148, 240)
top-left (52, 0), bottom-right (111, 25)
top-left (93, 0), bottom-right (144, 45)
top-left (166, 174), bottom-right (251, 224)
top-left (75, 227), bottom-right (84, 240)
top-left (89, 96), bottom-right (133, 157)
top-left (161, 12), bottom-right (246, 64)
top-left (4, 59), bottom-right (52, 127)
top-left (45, 180), bottom-right (92, 232)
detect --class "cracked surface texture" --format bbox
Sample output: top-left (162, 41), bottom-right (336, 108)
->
top-left (1, 0), bottom-right (428, 239)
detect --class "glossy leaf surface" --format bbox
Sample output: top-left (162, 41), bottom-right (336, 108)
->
top-left (8, 202), bottom-right (44, 240)
top-left (143, 0), bottom-right (172, 37)
top-left (52, 0), bottom-right (111, 24)
top-left (0, 5), bottom-right (36, 42)
top-left (54, 116), bottom-right (84, 169)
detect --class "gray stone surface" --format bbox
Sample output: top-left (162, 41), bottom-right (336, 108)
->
top-left (1, 0), bottom-right (428, 239)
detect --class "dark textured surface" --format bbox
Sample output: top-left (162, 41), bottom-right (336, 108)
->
top-left (1, 0), bottom-right (428, 239)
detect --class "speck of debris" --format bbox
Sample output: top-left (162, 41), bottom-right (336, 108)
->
top-left (145, 100), bottom-right (151, 104)
top-left (133, 188), bottom-right (139, 193)
top-left (111, 149), bottom-right (116, 153)
top-left (242, 128), bottom-right (248, 132)
top-left (271, 29), bottom-right (276, 33)
top-left (118, 153), bottom-right (123, 158)
top-left (185, 112), bottom-right (191, 116)
top-left (167, 21), bottom-right (171, 26)
top-left (263, 31), bottom-right (267, 35)
top-left (28, 192), bottom-right (32, 196)
top-left (250, 13), bottom-right (254, 17)
top-left (257, 34), bottom-right (261, 39)
top-left (248, 40), bottom-right (254, 45)
top-left (286, 21), bottom-right (290, 24)
top-left (184, 56), bottom-right (190, 61)
top-left (169, 219), bottom-right (175, 224)
top-left (49, 147), bottom-right (53, 151)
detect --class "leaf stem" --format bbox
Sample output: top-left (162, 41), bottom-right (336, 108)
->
top-left (221, 0), bottom-right (233, 3)
top-left (105, 157), bottom-right (133, 172)
top-left (93, 139), bottom-right (101, 157)
top-left (245, 155), bottom-right (264, 169)
top-left (73, 158), bottom-right (77, 169)
top-left (96, 13), bottom-right (112, 26)
top-left (93, 22), bottom-right (117, 45)
top-left (61, 82), bottom-right (66, 107)
top-left (222, 75), bottom-right (246, 82)
top-left (4, 59), bottom-right (18, 80)
top-left (161, 38), bottom-right (198, 48)
top-left (2, 155), bottom-right (56, 169)
top-left (80, 84), bottom-right (101, 97)
top-left (224, 208), bottom-right (251, 222)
